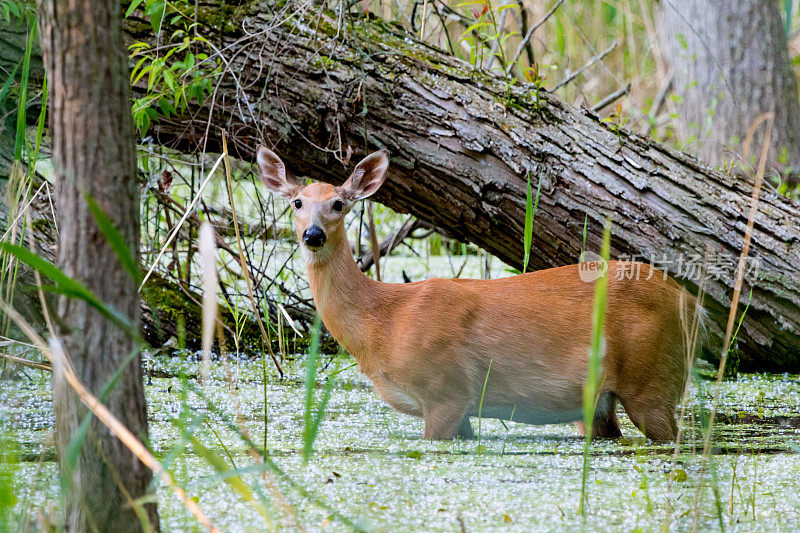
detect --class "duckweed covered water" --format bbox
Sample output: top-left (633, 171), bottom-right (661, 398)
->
top-left (2, 353), bottom-right (799, 531)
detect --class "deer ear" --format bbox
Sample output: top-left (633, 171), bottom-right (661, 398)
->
top-left (256, 146), bottom-right (301, 197)
top-left (340, 150), bottom-right (389, 201)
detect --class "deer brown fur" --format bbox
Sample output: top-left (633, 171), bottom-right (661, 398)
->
top-left (256, 146), bottom-right (700, 441)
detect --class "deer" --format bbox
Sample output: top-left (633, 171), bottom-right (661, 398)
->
top-left (256, 146), bottom-right (701, 442)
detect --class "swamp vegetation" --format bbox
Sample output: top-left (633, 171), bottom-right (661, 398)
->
top-left (3, 352), bottom-right (800, 531)
top-left (1, 0), bottom-right (800, 531)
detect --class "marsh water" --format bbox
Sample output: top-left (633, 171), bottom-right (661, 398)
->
top-left (2, 348), bottom-right (799, 532)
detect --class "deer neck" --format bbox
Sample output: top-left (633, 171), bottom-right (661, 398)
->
top-left (305, 228), bottom-right (382, 373)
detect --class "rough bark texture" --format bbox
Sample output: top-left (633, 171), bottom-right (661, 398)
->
top-left (659, 0), bottom-right (800, 180)
top-left (135, 6), bottom-right (800, 372)
top-left (37, 0), bottom-right (159, 530)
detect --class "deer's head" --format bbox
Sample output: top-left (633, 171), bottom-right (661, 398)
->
top-left (256, 146), bottom-right (389, 263)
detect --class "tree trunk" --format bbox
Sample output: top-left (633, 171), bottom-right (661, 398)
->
top-left (658, 0), bottom-right (800, 182)
top-left (37, 0), bottom-right (159, 530)
top-left (133, 6), bottom-right (800, 373)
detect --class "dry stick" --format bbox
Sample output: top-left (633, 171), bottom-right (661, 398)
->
top-left (0, 180), bottom-right (48, 241)
top-left (139, 153), bottom-right (225, 292)
top-left (701, 113), bottom-right (774, 458)
top-left (510, 0), bottom-right (566, 66)
top-left (420, 0), bottom-right (429, 39)
top-left (642, 71), bottom-right (673, 135)
top-left (0, 352), bottom-right (51, 371)
top-left (357, 216), bottom-right (419, 272)
top-left (221, 131), bottom-right (282, 375)
top-left (0, 300), bottom-right (221, 533)
top-left (366, 201), bottom-right (381, 281)
top-left (45, 181), bottom-right (59, 235)
top-left (552, 40), bottom-right (618, 91)
top-left (591, 83), bottom-right (631, 112)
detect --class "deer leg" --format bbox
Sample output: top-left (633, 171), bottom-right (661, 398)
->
top-left (422, 400), bottom-right (470, 440)
top-left (457, 415), bottom-right (474, 439)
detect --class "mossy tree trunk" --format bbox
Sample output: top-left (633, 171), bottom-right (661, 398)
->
top-left (130, 5), bottom-right (800, 372)
top-left (658, 0), bottom-right (800, 183)
top-left (37, 0), bottom-right (159, 529)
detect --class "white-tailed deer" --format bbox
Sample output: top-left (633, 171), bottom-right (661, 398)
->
top-left (257, 146), bottom-right (700, 441)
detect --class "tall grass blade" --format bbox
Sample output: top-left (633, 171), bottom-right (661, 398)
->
top-left (578, 217), bottom-right (611, 517)
top-left (85, 193), bottom-right (142, 284)
top-left (0, 301), bottom-right (220, 533)
top-left (0, 242), bottom-right (137, 337)
top-left (477, 359), bottom-right (493, 445)
top-left (522, 171), bottom-right (542, 273)
top-left (179, 426), bottom-right (275, 527)
top-left (702, 113), bottom-right (773, 457)
top-left (0, 61), bottom-right (20, 105)
top-left (183, 380), bottom-right (367, 532)
top-left (302, 317), bottom-right (334, 463)
top-left (13, 21), bottom-right (35, 161)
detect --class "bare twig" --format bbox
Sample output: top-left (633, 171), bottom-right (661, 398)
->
top-left (222, 131), bottom-right (282, 375)
top-left (510, 0), bottom-right (566, 66)
top-left (553, 41), bottom-right (618, 91)
top-left (139, 153), bottom-right (224, 292)
top-left (591, 83), bottom-right (631, 112)
top-left (357, 216), bottom-right (421, 272)
top-left (0, 352), bottom-right (51, 372)
top-left (366, 201), bottom-right (381, 281)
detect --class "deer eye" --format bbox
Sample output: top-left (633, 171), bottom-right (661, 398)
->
top-left (332, 199), bottom-right (344, 212)
top-left (292, 199), bottom-right (302, 209)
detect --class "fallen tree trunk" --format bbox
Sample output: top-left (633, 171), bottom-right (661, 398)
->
top-left (128, 5), bottom-right (800, 372)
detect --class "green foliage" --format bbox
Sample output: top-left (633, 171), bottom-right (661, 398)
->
top-left (458, 1), bottom-right (519, 105)
top-left (0, 427), bottom-right (18, 530)
top-left (523, 62), bottom-right (552, 112)
top-left (600, 102), bottom-right (628, 146)
top-left (0, 0), bottom-right (35, 24)
top-left (127, 1), bottom-right (221, 135)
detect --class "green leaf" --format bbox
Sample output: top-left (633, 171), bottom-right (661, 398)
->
top-left (124, 0), bottom-right (146, 18)
top-left (0, 60), bottom-right (20, 106)
top-left (145, 0), bottom-right (166, 34)
top-left (84, 194), bottom-right (142, 285)
top-left (0, 243), bottom-right (136, 336)
top-left (181, 428), bottom-right (273, 523)
top-left (302, 316), bottom-right (333, 463)
top-left (14, 21), bottom-right (35, 161)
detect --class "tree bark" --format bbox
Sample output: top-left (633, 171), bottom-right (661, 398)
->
top-left (37, 0), bottom-right (159, 530)
top-left (133, 6), bottom-right (800, 373)
top-left (658, 0), bottom-right (800, 182)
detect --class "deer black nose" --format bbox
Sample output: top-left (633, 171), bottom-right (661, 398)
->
top-left (302, 225), bottom-right (326, 247)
